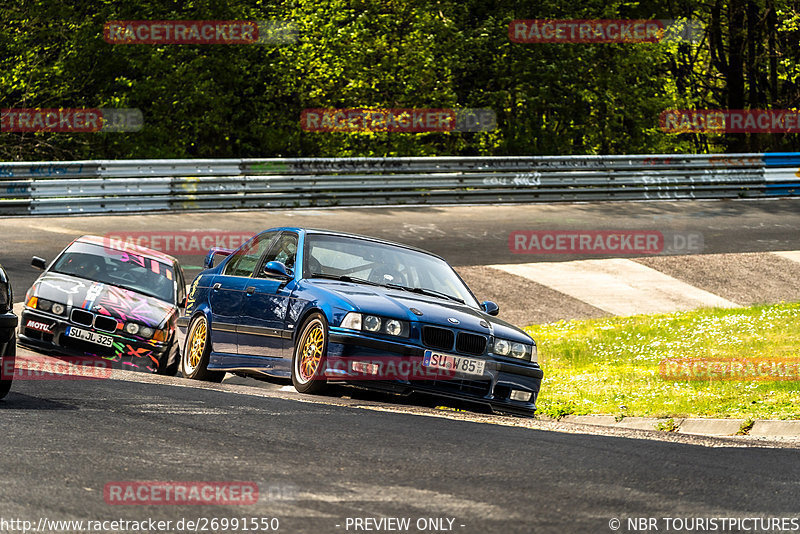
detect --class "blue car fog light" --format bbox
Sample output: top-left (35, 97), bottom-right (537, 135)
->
top-left (510, 390), bottom-right (532, 402)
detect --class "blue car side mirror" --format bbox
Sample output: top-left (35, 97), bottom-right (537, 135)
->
top-left (481, 301), bottom-right (500, 316)
top-left (263, 261), bottom-right (293, 279)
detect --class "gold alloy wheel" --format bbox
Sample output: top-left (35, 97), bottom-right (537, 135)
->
top-left (298, 322), bottom-right (324, 382)
top-left (186, 318), bottom-right (207, 373)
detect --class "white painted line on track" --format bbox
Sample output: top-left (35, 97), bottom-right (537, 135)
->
top-left (489, 258), bottom-right (739, 316)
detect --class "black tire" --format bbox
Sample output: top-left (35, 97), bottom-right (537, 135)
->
top-left (291, 313), bottom-right (329, 394)
top-left (180, 315), bottom-right (224, 382)
top-left (156, 339), bottom-right (180, 376)
top-left (0, 337), bottom-right (15, 400)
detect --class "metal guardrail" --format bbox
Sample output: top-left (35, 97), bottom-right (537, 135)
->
top-left (0, 154), bottom-right (798, 215)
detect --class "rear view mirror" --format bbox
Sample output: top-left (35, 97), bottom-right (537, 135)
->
top-left (31, 256), bottom-right (47, 270)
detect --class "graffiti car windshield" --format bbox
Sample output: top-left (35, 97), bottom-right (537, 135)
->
top-left (51, 241), bottom-right (175, 303)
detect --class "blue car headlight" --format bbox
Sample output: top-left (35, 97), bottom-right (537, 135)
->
top-left (493, 337), bottom-right (536, 362)
top-left (341, 312), bottom-right (409, 338)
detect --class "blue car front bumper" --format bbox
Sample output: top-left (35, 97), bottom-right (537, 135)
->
top-left (326, 329), bottom-right (542, 416)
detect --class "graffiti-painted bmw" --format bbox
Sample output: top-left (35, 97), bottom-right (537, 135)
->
top-left (18, 236), bottom-right (186, 374)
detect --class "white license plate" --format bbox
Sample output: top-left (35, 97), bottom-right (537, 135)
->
top-left (423, 350), bottom-right (485, 376)
top-left (67, 326), bottom-right (114, 347)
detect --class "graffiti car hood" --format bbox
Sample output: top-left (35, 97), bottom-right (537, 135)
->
top-left (32, 272), bottom-right (174, 328)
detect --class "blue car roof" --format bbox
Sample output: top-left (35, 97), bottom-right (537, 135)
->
top-left (260, 227), bottom-right (445, 260)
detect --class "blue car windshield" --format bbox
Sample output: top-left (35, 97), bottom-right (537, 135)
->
top-left (305, 234), bottom-right (479, 307)
top-left (51, 241), bottom-right (176, 303)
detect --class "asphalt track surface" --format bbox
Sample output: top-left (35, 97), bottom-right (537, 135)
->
top-left (2, 199), bottom-right (800, 533)
top-left (2, 373), bottom-right (800, 534)
top-left (3, 198), bottom-right (800, 297)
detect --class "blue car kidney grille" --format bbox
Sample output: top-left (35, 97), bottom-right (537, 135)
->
top-left (456, 332), bottom-right (486, 355)
top-left (422, 326), bottom-right (455, 351)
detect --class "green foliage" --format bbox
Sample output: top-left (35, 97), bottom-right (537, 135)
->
top-left (655, 418), bottom-right (679, 432)
top-left (526, 302), bottom-right (800, 420)
top-left (1, 0), bottom-right (798, 159)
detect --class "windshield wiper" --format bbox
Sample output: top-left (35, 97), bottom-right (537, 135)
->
top-left (309, 273), bottom-right (383, 287)
top-left (384, 283), bottom-right (465, 304)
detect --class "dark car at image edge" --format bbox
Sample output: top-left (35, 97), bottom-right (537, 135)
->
top-left (0, 264), bottom-right (16, 399)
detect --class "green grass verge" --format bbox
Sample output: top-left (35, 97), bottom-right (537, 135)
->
top-left (525, 302), bottom-right (800, 420)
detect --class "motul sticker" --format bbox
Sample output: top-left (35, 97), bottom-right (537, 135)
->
top-left (26, 319), bottom-right (54, 333)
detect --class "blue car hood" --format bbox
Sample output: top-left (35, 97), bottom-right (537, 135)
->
top-left (310, 280), bottom-right (532, 343)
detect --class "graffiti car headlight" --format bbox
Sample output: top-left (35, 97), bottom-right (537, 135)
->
top-left (27, 297), bottom-right (66, 316)
top-left (124, 322), bottom-right (140, 335)
top-left (139, 326), bottom-right (155, 338)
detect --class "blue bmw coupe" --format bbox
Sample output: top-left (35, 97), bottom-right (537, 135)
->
top-left (178, 228), bottom-right (542, 416)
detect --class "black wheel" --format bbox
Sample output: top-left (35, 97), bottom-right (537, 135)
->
top-left (291, 313), bottom-right (329, 394)
top-left (156, 338), bottom-right (180, 376)
top-left (180, 315), bottom-right (224, 382)
top-left (0, 337), bottom-right (15, 400)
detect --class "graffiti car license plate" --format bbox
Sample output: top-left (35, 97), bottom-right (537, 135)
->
top-left (422, 350), bottom-right (485, 376)
top-left (66, 326), bottom-right (113, 347)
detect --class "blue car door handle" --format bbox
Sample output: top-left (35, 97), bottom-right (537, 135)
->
top-left (212, 282), bottom-right (221, 291)
top-left (246, 286), bottom-right (256, 295)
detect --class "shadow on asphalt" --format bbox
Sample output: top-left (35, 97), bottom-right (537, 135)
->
top-left (0, 392), bottom-right (78, 410)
